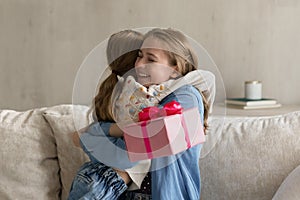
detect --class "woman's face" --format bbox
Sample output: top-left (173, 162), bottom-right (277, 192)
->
top-left (135, 38), bottom-right (177, 86)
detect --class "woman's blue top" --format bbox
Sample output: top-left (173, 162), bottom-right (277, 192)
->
top-left (80, 85), bottom-right (204, 200)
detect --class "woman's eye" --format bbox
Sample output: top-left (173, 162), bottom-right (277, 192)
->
top-left (148, 58), bottom-right (156, 62)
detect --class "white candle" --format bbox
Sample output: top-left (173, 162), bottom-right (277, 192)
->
top-left (245, 81), bottom-right (262, 100)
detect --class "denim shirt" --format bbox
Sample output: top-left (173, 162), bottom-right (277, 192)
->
top-left (80, 85), bottom-right (204, 200)
top-left (151, 85), bottom-right (204, 200)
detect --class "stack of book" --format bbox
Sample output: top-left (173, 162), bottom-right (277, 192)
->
top-left (225, 98), bottom-right (281, 110)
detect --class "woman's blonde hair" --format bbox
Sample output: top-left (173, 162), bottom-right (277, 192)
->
top-left (92, 30), bottom-right (143, 122)
top-left (144, 28), bottom-right (210, 131)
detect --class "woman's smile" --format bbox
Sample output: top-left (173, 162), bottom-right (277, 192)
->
top-left (137, 71), bottom-right (150, 78)
top-left (135, 40), bottom-right (177, 86)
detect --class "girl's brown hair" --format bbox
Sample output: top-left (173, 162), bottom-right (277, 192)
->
top-left (92, 30), bottom-right (143, 122)
top-left (144, 28), bottom-right (210, 131)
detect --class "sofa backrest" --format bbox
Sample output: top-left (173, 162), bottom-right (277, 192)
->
top-left (0, 107), bottom-right (61, 199)
top-left (1, 105), bottom-right (299, 200)
top-left (0, 105), bottom-right (90, 200)
top-left (200, 111), bottom-right (300, 200)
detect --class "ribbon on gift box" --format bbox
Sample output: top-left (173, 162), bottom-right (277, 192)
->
top-left (138, 100), bottom-right (182, 121)
top-left (138, 100), bottom-right (191, 159)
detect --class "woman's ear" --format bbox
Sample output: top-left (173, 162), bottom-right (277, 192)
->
top-left (170, 65), bottom-right (180, 78)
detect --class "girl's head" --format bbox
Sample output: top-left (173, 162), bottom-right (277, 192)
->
top-left (93, 30), bottom-right (143, 122)
top-left (106, 30), bottom-right (144, 76)
top-left (135, 28), bottom-right (198, 86)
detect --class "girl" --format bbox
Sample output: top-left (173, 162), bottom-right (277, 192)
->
top-left (71, 28), bottom-right (214, 200)
top-left (68, 29), bottom-right (144, 200)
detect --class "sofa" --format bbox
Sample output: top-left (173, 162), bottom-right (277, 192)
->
top-left (0, 104), bottom-right (299, 200)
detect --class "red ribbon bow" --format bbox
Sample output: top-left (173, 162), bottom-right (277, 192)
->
top-left (138, 100), bottom-right (182, 121)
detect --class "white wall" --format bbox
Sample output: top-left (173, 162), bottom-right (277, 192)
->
top-left (1, 0), bottom-right (299, 110)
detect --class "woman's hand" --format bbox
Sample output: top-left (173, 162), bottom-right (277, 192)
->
top-left (109, 124), bottom-right (124, 137)
top-left (72, 131), bottom-right (81, 147)
top-left (72, 126), bottom-right (89, 147)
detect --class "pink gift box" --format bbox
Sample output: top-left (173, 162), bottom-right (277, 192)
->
top-left (123, 107), bottom-right (205, 162)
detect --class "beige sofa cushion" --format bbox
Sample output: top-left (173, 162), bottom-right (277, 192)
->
top-left (0, 108), bottom-right (60, 199)
top-left (43, 105), bottom-right (90, 200)
top-left (200, 111), bottom-right (300, 200)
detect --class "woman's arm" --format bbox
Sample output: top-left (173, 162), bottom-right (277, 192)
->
top-left (72, 123), bottom-right (123, 147)
top-left (72, 126), bottom-right (89, 147)
top-left (151, 85), bottom-right (204, 200)
top-left (79, 121), bottom-right (138, 170)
